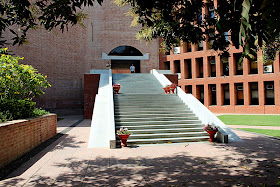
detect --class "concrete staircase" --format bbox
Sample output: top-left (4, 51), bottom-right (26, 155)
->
top-left (113, 74), bottom-right (208, 146)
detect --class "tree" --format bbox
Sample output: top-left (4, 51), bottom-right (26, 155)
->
top-left (0, 0), bottom-right (103, 46)
top-left (0, 48), bottom-right (51, 121)
top-left (115, 0), bottom-right (280, 63)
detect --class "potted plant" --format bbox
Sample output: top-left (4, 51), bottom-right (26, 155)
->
top-left (112, 84), bottom-right (121, 94)
top-left (203, 124), bottom-right (218, 142)
top-left (163, 85), bottom-right (170, 94)
top-left (116, 127), bottom-right (131, 147)
top-left (169, 83), bottom-right (177, 94)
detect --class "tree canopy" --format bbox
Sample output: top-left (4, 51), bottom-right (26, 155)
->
top-left (115, 0), bottom-right (280, 63)
top-left (0, 0), bottom-right (102, 45)
top-left (1, 0), bottom-right (279, 63)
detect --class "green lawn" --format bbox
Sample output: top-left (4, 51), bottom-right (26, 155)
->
top-left (237, 128), bottom-right (280, 138)
top-left (218, 115), bottom-right (280, 126)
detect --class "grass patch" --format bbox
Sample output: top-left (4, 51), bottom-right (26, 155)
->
top-left (238, 128), bottom-right (280, 138)
top-left (218, 115), bottom-right (280, 126)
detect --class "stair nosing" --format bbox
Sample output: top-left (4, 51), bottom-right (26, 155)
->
top-left (126, 136), bottom-right (209, 142)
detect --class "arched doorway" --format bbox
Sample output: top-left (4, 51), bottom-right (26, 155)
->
top-left (108, 46), bottom-right (142, 73)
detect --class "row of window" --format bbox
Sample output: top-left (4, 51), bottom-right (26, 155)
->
top-left (184, 81), bottom-right (276, 106)
top-left (164, 53), bottom-right (277, 79)
top-left (169, 2), bottom-right (229, 55)
top-left (172, 35), bottom-right (228, 54)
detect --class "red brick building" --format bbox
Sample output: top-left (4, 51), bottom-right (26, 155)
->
top-left (159, 1), bottom-right (280, 114)
top-left (6, 1), bottom-right (159, 114)
top-left (5, 0), bottom-right (280, 115)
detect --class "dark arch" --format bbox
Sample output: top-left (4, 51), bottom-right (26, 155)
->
top-left (108, 46), bottom-right (143, 56)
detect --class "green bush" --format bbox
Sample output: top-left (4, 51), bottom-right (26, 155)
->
top-left (33, 108), bottom-right (49, 116)
top-left (0, 48), bottom-right (51, 101)
top-left (0, 48), bottom-right (51, 122)
top-left (0, 99), bottom-right (36, 120)
top-left (0, 111), bottom-right (12, 123)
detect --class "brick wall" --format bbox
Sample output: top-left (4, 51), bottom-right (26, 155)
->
top-left (158, 0), bottom-right (280, 114)
top-left (0, 114), bottom-right (57, 168)
top-left (160, 45), bottom-right (280, 114)
top-left (5, 1), bottom-right (159, 112)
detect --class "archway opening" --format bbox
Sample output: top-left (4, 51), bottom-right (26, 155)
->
top-left (108, 46), bottom-right (142, 73)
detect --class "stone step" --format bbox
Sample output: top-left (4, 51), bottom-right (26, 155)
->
top-left (114, 105), bottom-right (187, 109)
top-left (115, 116), bottom-right (199, 122)
top-left (114, 84), bottom-right (162, 87)
top-left (115, 80), bottom-right (162, 82)
top-left (116, 123), bottom-right (205, 129)
top-left (114, 109), bottom-right (190, 113)
top-left (127, 127), bottom-right (205, 134)
top-left (115, 113), bottom-right (196, 118)
top-left (114, 100), bottom-right (181, 104)
top-left (114, 105), bottom-right (188, 109)
top-left (127, 131), bottom-right (208, 139)
top-left (114, 94), bottom-right (177, 98)
top-left (114, 101), bottom-right (182, 105)
top-left (113, 98), bottom-right (182, 102)
top-left (113, 74), bottom-right (208, 146)
top-left (117, 92), bottom-right (165, 94)
top-left (114, 110), bottom-right (194, 115)
top-left (115, 119), bottom-right (201, 126)
top-left (114, 99), bottom-right (184, 103)
top-left (125, 136), bottom-right (209, 145)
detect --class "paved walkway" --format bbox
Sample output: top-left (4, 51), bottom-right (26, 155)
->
top-left (1, 116), bottom-right (280, 186)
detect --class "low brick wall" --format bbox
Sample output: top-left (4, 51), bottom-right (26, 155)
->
top-left (0, 114), bottom-right (57, 168)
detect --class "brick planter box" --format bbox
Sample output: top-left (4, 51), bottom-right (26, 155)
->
top-left (0, 114), bottom-right (57, 168)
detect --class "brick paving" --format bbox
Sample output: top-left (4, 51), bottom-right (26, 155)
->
top-left (0, 116), bottom-right (279, 186)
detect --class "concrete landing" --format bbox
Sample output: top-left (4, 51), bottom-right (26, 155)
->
top-left (1, 116), bottom-right (279, 186)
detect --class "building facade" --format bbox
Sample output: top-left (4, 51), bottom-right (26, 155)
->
top-left (159, 1), bottom-right (280, 114)
top-left (6, 1), bottom-right (159, 114)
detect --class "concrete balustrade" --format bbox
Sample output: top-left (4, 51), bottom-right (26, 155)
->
top-left (88, 69), bottom-right (116, 148)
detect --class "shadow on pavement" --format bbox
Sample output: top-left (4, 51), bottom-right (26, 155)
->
top-left (1, 135), bottom-right (279, 186)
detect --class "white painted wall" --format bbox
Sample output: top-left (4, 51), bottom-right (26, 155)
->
top-left (88, 69), bottom-right (116, 148)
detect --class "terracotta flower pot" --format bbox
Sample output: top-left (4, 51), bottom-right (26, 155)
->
top-left (206, 130), bottom-right (217, 142)
top-left (169, 84), bottom-right (177, 94)
top-left (163, 87), bottom-right (170, 94)
top-left (118, 134), bottom-right (130, 147)
top-left (113, 84), bottom-right (121, 94)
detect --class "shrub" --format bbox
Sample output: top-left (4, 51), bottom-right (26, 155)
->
top-left (0, 111), bottom-right (12, 123)
top-left (33, 108), bottom-right (49, 116)
top-left (0, 99), bottom-right (36, 120)
top-left (0, 48), bottom-right (51, 121)
top-left (0, 48), bottom-right (51, 101)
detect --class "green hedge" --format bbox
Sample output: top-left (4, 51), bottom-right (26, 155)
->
top-left (0, 99), bottom-right (36, 121)
top-left (0, 48), bottom-right (51, 123)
